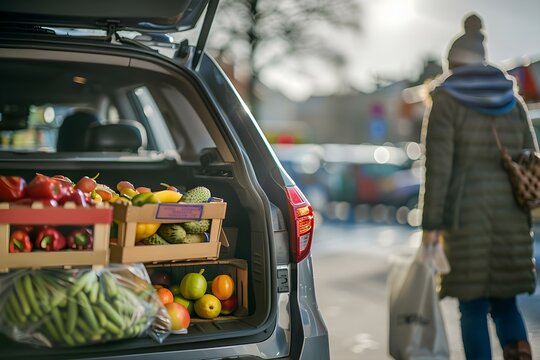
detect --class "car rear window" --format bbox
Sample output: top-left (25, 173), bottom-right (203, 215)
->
top-left (0, 57), bottom-right (215, 158)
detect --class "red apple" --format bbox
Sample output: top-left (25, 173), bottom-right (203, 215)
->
top-left (75, 176), bottom-right (97, 193)
top-left (165, 302), bottom-right (190, 331)
top-left (116, 181), bottom-right (135, 192)
top-left (220, 295), bottom-right (238, 315)
top-left (136, 186), bottom-right (152, 193)
top-left (150, 271), bottom-right (171, 287)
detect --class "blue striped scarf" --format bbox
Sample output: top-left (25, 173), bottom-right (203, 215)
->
top-left (440, 64), bottom-right (517, 115)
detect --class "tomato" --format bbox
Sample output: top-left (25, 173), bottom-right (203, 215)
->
top-left (211, 274), bottom-right (235, 300)
top-left (157, 287), bottom-right (174, 305)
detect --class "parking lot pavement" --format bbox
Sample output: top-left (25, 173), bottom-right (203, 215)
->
top-left (312, 222), bottom-right (540, 360)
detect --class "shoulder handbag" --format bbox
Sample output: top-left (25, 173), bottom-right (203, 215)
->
top-left (491, 120), bottom-right (540, 210)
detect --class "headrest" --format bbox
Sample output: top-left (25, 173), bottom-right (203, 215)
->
top-left (56, 111), bottom-right (100, 152)
top-left (85, 120), bottom-right (147, 152)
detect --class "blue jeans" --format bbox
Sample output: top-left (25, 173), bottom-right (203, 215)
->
top-left (459, 297), bottom-right (528, 360)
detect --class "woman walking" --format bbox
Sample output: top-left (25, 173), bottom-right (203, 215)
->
top-left (420, 13), bottom-right (536, 360)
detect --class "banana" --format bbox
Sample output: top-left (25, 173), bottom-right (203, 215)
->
top-left (153, 190), bottom-right (182, 203)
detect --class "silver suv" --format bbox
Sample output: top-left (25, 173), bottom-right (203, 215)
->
top-left (0, 1), bottom-right (329, 359)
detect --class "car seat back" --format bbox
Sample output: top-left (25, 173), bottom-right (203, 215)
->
top-left (56, 110), bottom-right (100, 151)
top-left (85, 120), bottom-right (147, 152)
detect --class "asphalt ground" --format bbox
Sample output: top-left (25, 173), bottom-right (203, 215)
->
top-left (311, 222), bottom-right (540, 360)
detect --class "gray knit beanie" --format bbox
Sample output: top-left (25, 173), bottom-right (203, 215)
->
top-left (446, 13), bottom-right (486, 66)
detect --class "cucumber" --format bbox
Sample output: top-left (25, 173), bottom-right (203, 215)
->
top-left (62, 333), bottom-right (75, 347)
top-left (72, 329), bottom-right (86, 345)
top-left (101, 272), bottom-right (118, 299)
top-left (14, 277), bottom-right (31, 317)
top-left (97, 298), bottom-right (125, 329)
top-left (69, 271), bottom-right (95, 297)
top-left (77, 292), bottom-right (100, 332)
top-left (23, 274), bottom-right (43, 317)
top-left (51, 307), bottom-right (65, 334)
top-left (76, 316), bottom-right (94, 337)
top-left (43, 317), bottom-right (61, 343)
top-left (103, 320), bottom-right (123, 337)
top-left (93, 307), bottom-right (107, 328)
top-left (66, 298), bottom-right (78, 333)
top-left (89, 279), bottom-right (100, 304)
top-left (157, 224), bottom-right (187, 244)
top-left (3, 301), bottom-right (18, 325)
top-left (33, 275), bottom-right (51, 313)
top-left (7, 292), bottom-right (26, 324)
top-left (83, 272), bottom-right (98, 294)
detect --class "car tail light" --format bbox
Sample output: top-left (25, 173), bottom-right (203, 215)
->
top-left (286, 186), bottom-right (314, 263)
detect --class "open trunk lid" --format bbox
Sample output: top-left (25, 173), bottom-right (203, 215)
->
top-left (0, 0), bottom-right (209, 32)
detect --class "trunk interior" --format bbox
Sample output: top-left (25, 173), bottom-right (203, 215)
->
top-left (0, 43), bottom-right (280, 358)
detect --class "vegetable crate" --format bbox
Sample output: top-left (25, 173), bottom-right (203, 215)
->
top-left (110, 201), bottom-right (228, 264)
top-left (146, 258), bottom-right (248, 321)
top-left (0, 202), bottom-right (112, 272)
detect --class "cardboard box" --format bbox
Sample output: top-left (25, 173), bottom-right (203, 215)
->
top-left (110, 201), bottom-right (228, 264)
top-left (0, 202), bottom-right (112, 272)
top-left (146, 258), bottom-right (248, 321)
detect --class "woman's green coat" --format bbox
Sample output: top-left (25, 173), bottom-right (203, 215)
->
top-left (421, 88), bottom-right (537, 300)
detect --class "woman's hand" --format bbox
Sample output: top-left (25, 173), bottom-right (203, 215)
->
top-left (422, 230), bottom-right (440, 247)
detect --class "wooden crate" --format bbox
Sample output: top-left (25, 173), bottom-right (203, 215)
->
top-left (146, 258), bottom-right (248, 321)
top-left (110, 201), bottom-right (228, 264)
top-left (0, 202), bottom-right (112, 272)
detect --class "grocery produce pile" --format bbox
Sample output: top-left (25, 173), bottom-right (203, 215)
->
top-left (0, 265), bottom-right (171, 347)
top-left (110, 181), bottom-right (216, 246)
top-left (150, 267), bottom-right (238, 329)
top-left (0, 173), bottom-right (236, 347)
top-left (1, 173), bottom-right (218, 252)
top-left (0, 173), bottom-right (111, 254)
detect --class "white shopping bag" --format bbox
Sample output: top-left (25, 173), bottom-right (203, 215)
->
top-left (388, 244), bottom-right (450, 360)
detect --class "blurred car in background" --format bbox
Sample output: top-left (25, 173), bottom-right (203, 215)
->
top-left (271, 144), bottom-right (328, 221)
top-left (320, 143), bottom-right (422, 225)
top-left (272, 142), bottom-right (423, 226)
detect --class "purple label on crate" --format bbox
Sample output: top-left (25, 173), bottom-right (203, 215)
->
top-left (155, 204), bottom-right (203, 220)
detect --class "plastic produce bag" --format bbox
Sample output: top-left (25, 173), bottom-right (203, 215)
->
top-left (0, 264), bottom-right (171, 348)
top-left (388, 244), bottom-right (450, 360)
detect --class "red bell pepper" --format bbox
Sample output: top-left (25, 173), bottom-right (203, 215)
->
top-left (0, 176), bottom-right (26, 202)
top-left (58, 187), bottom-right (88, 207)
top-left (35, 226), bottom-right (66, 251)
top-left (12, 198), bottom-right (59, 207)
top-left (9, 229), bottom-right (32, 253)
top-left (26, 174), bottom-right (62, 200)
top-left (67, 227), bottom-right (93, 250)
top-left (52, 175), bottom-right (74, 187)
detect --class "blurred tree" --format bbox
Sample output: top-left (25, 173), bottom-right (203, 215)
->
top-left (208, 0), bottom-right (362, 116)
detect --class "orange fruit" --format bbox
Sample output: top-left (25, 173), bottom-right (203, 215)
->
top-left (211, 274), bottom-right (234, 300)
top-left (157, 287), bottom-right (174, 305)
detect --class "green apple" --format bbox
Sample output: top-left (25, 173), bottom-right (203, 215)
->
top-left (180, 269), bottom-right (207, 300)
top-left (169, 284), bottom-right (182, 296)
top-left (174, 295), bottom-right (194, 315)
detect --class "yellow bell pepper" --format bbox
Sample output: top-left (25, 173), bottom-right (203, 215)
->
top-left (153, 190), bottom-right (182, 203)
top-left (135, 223), bottom-right (160, 242)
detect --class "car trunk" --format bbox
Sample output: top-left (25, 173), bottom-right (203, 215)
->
top-left (0, 38), bottom-right (283, 358)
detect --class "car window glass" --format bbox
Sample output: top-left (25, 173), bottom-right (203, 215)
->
top-left (0, 105), bottom-right (73, 152)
